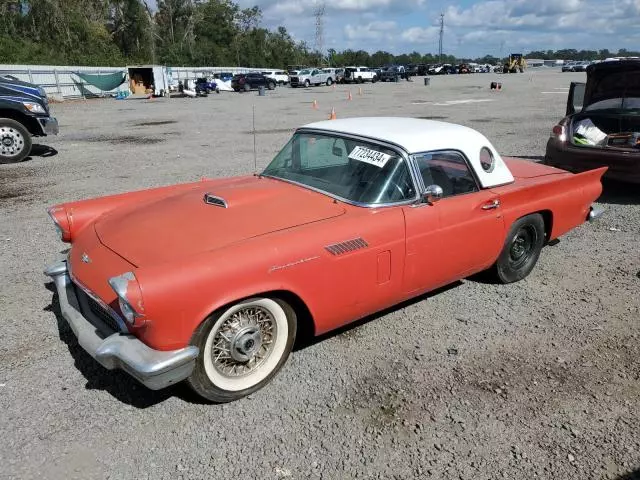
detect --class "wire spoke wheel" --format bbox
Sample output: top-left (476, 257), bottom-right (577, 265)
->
top-left (210, 306), bottom-right (276, 378)
top-left (194, 297), bottom-right (295, 398)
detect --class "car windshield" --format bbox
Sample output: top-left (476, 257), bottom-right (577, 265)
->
top-left (262, 132), bottom-right (415, 205)
top-left (299, 69), bottom-right (311, 75)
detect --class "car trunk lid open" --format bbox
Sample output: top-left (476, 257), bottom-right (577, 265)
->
top-left (94, 176), bottom-right (346, 267)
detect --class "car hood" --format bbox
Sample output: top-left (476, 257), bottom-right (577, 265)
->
top-left (584, 60), bottom-right (640, 109)
top-left (94, 176), bottom-right (346, 267)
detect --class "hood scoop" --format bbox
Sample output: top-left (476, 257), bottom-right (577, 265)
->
top-left (203, 193), bottom-right (227, 208)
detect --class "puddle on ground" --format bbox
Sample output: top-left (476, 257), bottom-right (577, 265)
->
top-left (133, 120), bottom-right (177, 126)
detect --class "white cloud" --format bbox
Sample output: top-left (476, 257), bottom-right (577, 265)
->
top-left (344, 21), bottom-right (397, 40)
top-left (401, 26), bottom-right (439, 44)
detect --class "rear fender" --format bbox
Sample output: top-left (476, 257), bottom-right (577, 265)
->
top-left (495, 167), bottom-right (606, 241)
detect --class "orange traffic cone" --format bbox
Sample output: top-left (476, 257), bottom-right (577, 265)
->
top-left (329, 107), bottom-right (336, 120)
top-left (312, 99), bottom-right (318, 109)
top-left (347, 90), bottom-right (352, 101)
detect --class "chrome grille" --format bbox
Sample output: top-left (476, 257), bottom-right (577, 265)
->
top-left (86, 295), bottom-right (120, 333)
top-left (325, 237), bottom-right (368, 256)
top-left (74, 286), bottom-right (121, 333)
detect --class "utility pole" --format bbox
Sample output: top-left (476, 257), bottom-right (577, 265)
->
top-left (438, 13), bottom-right (444, 63)
top-left (314, 0), bottom-right (326, 65)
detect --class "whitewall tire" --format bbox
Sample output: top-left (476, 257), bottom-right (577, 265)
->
top-left (187, 297), bottom-right (297, 403)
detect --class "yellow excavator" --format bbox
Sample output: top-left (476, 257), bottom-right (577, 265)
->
top-left (503, 54), bottom-right (527, 73)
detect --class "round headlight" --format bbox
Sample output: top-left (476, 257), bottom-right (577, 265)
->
top-left (118, 297), bottom-right (137, 324)
top-left (109, 272), bottom-right (145, 326)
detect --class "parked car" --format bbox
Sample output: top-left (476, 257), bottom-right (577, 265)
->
top-left (562, 62), bottom-right (577, 72)
top-left (262, 70), bottom-right (290, 85)
top-left (0, 75), bottom-right (59, 163)
top-left (545, 59), bottom-right (640, 183)
top-left (45, 117), bottom-right (606, 403)
top-left (290, 68), bottom-right (335, 87)
top-left (379, 65), bottom-right (407, 82)
top-left (571, 61), bottom-right (591, 72)
top-left (230, 73), bottom-right (276, 92)
top-left (405, 64), bottom-right (420, 76)
top-left (343, 66), bottom-right (377, 83)
top-left (195, 77), bottom-right (219, 94)
top-left (322, 68), bottom-right (344, 84)
top-left (428, 64), bottom-right (453, 75)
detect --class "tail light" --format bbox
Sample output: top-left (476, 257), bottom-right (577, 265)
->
top-left (551, 124), bottom-right (566, 143)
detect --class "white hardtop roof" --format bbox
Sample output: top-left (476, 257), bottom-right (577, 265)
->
top-left (300, 117), bottom-right (515, 188)
top-left (302, 117), bottom-right (482, 154)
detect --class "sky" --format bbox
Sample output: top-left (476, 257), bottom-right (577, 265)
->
top-left (151, 0), bottom-right (640, 58)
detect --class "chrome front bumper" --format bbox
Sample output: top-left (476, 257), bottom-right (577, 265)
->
top-left (588, 205), bottom-right (605, 222)
top-left (44, 260), bottom-right (199, 390)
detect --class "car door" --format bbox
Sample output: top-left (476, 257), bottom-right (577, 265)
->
top-left (402, 150), bottom-right (504, 295)
top-left (566, 81), bottom-right (586, 115)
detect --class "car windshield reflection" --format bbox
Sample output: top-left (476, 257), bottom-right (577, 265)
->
top-left (262, 132), bottom-right (416, 205)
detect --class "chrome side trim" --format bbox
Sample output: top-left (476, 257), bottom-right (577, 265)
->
top-left (588, 205), bottom-right (604, 222)
top-left (44, 260), bottom-right (199, 390)
top-left (325, 237), bottom-right (369, 255)
top-left (203, 193), bottom-right (228, 208)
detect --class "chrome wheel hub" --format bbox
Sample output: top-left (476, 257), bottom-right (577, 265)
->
top-left (0, 127), bottom-right (25, 157)
top-left (230, 325), bottom-right (262, 362)
top-left (211, 306), bottom-right (276, 377)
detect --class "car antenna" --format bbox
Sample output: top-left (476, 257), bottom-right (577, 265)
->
top-left (252, 104), bottom-right (259, 176)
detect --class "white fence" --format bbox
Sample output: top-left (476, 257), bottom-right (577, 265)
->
top-left (0, 64), bottom-right (270, 99)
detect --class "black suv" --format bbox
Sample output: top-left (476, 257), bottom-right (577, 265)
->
top-left (231, 73), bottom-right (276, 92)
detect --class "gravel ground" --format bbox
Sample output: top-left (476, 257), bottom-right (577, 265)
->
top-left (1, 69), bottom-right (638, 480)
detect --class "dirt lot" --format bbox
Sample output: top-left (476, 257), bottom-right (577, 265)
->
top-left (1, 69), bottom-right (638, 480)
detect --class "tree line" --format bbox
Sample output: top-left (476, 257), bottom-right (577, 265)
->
top-left (0, 1), bottom-right (638, 68)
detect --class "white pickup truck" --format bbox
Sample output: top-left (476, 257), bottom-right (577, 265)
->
top-left (343, 66), bottom-right (377, 84)
top-left (290, 68), bottom-right (335, 87)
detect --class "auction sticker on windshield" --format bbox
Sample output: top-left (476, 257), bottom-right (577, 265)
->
top-left (348, 146), bottom-right (392, 168)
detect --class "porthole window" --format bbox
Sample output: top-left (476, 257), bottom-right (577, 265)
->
top-left (480, 147), bottom-right (495, 173)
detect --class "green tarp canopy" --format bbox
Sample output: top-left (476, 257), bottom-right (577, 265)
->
top-left (74, 71), bottom-right (126, 91)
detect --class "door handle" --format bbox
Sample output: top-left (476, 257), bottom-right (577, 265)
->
top-left (482, 199), bottom-right (500, 210)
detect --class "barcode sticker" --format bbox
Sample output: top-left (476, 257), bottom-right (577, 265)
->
top-left (348, 146), bottom-right (392, 168)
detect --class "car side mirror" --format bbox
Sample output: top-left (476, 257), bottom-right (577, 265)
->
top-left (424, 184), bottom-right (443, 204)
top-left (332, 146), bottom-right (343, 157)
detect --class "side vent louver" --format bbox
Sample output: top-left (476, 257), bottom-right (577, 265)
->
top-left (203, 193), bottom-right (227, 208)
top-left (325, 237), bottom-right (368, 256)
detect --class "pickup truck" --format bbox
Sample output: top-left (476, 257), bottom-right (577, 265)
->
top-left (290, 68), bottom-right (335, 87)
top-left (1, 76), bottom-right (59, 163)
top-left (343, 66), bottom-right (377, 84)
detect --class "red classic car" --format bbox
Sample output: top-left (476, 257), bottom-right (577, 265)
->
top-left (45, 117), bottom-right (606, 403)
